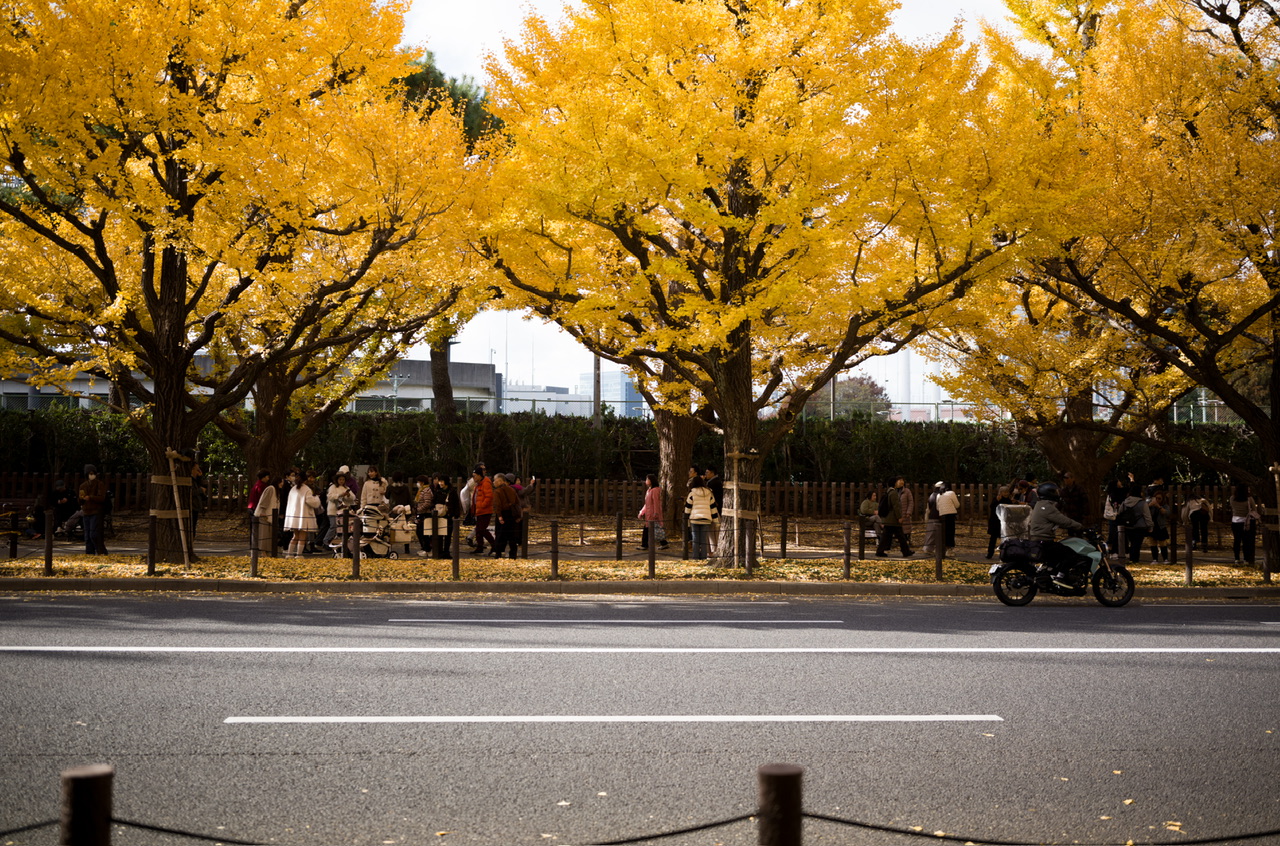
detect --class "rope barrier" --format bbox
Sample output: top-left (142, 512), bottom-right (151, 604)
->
top-left (804, 811), bottom-right (1280, 846)
top-left (585, 812), bottom-right (755, 845)
top-left (0, 818), bottom-right (57, 837)
top-left (6, 804), bottom-right (1276, 846)
top-left (113, 816), bottom-right (264, 845)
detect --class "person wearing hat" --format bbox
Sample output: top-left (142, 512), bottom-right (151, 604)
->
top-left (78, 464), bottom-right (108, 554)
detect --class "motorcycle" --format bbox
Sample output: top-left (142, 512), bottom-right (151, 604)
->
top-left (990, 528), bottom-right (1135, 607)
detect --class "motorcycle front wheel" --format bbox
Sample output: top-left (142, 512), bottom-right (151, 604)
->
top-left (992, 566), bottom-right (1038, 606)
top-left (1092, 565), bottom-right (1135, 607)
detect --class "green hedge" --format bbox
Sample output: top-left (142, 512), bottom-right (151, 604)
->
top-left (0, 405), bottom-right (1256, 485)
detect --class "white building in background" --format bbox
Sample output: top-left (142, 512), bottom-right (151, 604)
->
top-left (0, 358), bottom-right (504, 414)
top-left (503, 383), bottom-right (593, 416)
top-left (850, 347), bottom-right (967, 422)
top-left (578, 370), bottom-right (648, 419)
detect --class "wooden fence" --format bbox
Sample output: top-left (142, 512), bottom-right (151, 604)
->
top-left (0, 472), bottom-right (1244, 528)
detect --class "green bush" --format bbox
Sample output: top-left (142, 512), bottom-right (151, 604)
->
top-left (0, 406), bottom-right (1262, 485)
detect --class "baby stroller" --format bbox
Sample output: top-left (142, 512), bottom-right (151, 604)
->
top-left (387, 505), bottom-right (417, 555)
top-left (332, 504), bottom-right (397, 559)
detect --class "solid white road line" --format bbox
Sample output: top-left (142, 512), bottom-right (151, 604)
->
top-left (4, 646), bottom-right (1280, 654)
top-left (224, 714), bottom-right (1004, 724)
top-left (385, 619), bottom-right (845, 624)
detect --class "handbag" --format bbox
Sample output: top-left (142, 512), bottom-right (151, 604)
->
top-left (653, 525), bottom-right (667, 543)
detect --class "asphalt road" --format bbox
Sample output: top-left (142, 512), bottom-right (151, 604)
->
top-left (1, 594), bottom-right (1278, 846)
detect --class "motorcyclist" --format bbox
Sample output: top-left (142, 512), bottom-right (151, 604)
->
top-left (1028, 482), bottom-right (1083, 586)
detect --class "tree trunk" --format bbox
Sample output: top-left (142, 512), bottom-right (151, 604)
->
top-left (655, 406), bottom-right (700, 533)
top-left (714, 336), bottom-right (762, 568)
top-left (430, 335), bottom-right (464, 475)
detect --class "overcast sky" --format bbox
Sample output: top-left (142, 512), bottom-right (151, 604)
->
top-left (400, 0), bottom-right (1014, 398)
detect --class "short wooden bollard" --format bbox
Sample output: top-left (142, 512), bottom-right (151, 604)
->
top-left (615, 512), bottom-right (623, 561)
top-left (351, 514), bottom-right (362, 579)
top-left (550, 519), bottom-right (560, 579)
top-left (269, 507), bottom-right (279, 558)
top-left (747, 521), bottom-right (758, 574)
top-left (842, 522), bottom-right (852, 579)
top-left (779, 514), bottom-right (788, 559)
top-left (758, 763), bottom-right (803, 846)
top-left (249, 515), bottom-right (260, 578)
top-left (856, 518), bottom-right (866, 561)
top-left (147, 514), bottom-right (158, 576)
top-left (44, 509), bottom-right (55, 576)
top-left (450, 518), bottom-right (461, 580)
top-left (647, 521), bottom-right (656, 579)
top-left (934, 538), bottom-right (945, 581)
top-left (61, 763), bottom-right (113, 846)
top-left (1185, 535), bottom-right (1195, 586)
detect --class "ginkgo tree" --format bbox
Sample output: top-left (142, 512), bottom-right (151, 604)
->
top-left (0, 0), bottom-right (479, 560)
top-left (480, 0), bottom-right (1033, 563)
top-left (983, 0), bottom-right (1279, 556)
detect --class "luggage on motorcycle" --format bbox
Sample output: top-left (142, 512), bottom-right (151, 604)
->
top-left (999, 537), bottom-right (1042, 564)
top-left (996, 503), bottom-right (1032, 540)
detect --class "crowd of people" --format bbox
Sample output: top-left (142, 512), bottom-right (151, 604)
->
top-left (245, 464), bottom-right (535, 560)
top-left (857, 472), bottom-right (1266, 567)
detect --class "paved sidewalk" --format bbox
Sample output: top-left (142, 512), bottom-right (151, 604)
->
top-left (4, 530), bottom-right (1276, 600)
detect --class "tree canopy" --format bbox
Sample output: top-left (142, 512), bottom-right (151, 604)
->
top-left (480, 0), bottom-right (1030, 562)
top-left (0, 0), bottom-right (480, 558)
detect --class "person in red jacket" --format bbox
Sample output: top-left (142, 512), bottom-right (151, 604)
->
top-left (470, 466), bottom-right (496, 555)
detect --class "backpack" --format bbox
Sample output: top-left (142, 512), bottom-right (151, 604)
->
top-left (1114, 502), bottom-right (1140, 528)
top-left (878, 491), bottom-right (895, 518)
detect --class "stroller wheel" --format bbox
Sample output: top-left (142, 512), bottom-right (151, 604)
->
top-left (387, 551), bottom-right (398, 559)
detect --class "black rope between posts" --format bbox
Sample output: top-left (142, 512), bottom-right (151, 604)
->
top-left (804, 811), bottom-right (1280, 846)
top-left (584, 812), bottom-right (755, 845)
top-left (114, 817), bottom-right (264, 845)
top-left (0, 818), bottom-right (57, 837)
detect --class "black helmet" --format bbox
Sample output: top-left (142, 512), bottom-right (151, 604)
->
top-left (1036, 482), bottom-right (1061, 501)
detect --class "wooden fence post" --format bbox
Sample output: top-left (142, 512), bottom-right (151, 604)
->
top-left (757, 764), bottom-right (803, 846)
top-left (550, 519), bottom-right (559, 580)
top-left (843, 522), bottom-right (851, 579)
top-left (451, 518), bottom-right (461, 581)
top-left (61, 763), bottom-right (113, 846)
top-left (43, 510), bottom-right (54, 576)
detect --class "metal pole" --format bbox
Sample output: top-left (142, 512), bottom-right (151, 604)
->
top-left (934, 533), bottom-right (945, 581)
top-left (550, 519), bottom-right (559, 579)
top-left (857, 517), bottom-right (866, 561)
top-left (61, 763), bottom-right (113, 846)
top-left (1117, 526), bottom-right (1128, 563)
top-left (615, 511), bottom-right (623, 561)
top-left (779, 514), bottom-right (787, 559)
top-left (757, 763), bottom-right (803, 846)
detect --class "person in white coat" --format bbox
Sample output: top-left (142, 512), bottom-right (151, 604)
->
top-left (282, 469), bottom-right (319, 558)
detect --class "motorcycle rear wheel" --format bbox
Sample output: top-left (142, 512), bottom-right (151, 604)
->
top-left (1092, 565), bottom-right (1135, 607)
top-left (993, 566), bottom-right (1038, 606)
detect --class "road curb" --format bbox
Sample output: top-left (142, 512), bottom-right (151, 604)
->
top-left (1, 577), bottom-right (1276, 599)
